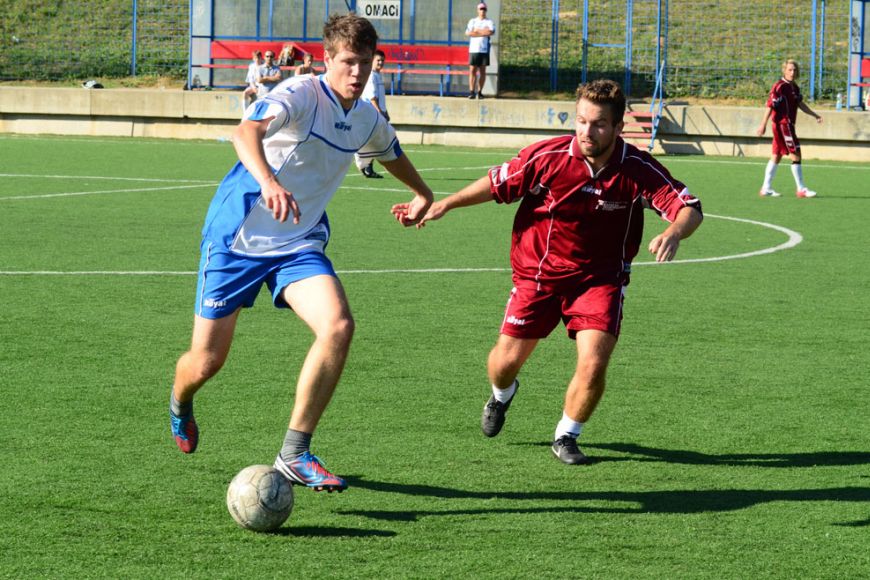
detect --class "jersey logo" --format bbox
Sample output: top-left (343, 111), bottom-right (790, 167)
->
top-left (581, 184), bottom-right (603, 196)
top-left (334, 121), bottom-right (353, 132)
top-left (596, 199), bottom-right (629, 211)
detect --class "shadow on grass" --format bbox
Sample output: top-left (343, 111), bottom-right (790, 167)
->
top-left (340, 476), bottom-right (870, 524)
top-left (579, 443), bottom-right (870, 468)
top-left (274, 526), bottom-right (396, 538)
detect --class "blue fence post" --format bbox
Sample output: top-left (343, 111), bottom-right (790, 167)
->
top-left (581, 0), bottom-right (589, 83)
top-left (819, 0), bottom-right (826, 96)
top-left (131, 0), bottom-right (138, 76)
top-left (550, 0), bottom-right (560, 91)
top-left (810, 0), bottom-right (817, 100)
top-left (624, 0), bottom-right (633, 95)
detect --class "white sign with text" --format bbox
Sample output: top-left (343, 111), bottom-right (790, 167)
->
top-left (357, 0), bottom-right (401, 20)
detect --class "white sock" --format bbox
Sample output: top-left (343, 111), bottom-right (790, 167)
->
top-left (492, 380), bottom-right (517, 403)
top-left (790, 163), bottom-right (805, 190)
top-left (555, 412), bottom-right (583, 440)
top-left (762, 160), bottom-right (778, 191)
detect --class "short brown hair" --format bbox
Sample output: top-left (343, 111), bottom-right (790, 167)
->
top-left (575, 79), bottom-right (626, 126)
top-left (323, 13), bottom-right (378, 57)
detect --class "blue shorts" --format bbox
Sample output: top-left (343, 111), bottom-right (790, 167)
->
top-left (194, 242), bottom-right (337, 319)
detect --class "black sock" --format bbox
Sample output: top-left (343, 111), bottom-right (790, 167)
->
top-left (280, 429), bottom-right (312, 461)
top-left (170, 393), bottom-right (193, 417)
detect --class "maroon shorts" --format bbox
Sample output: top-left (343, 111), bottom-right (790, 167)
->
top-left (499, 277), bottom-right (627, 340)
top-left (772, 122), bottom-right (800, 156)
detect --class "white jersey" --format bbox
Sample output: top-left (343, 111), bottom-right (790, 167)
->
top-left (245, 61), bottom-right (259, 87)
top-left (202, 74), bottom-right (401, 257)
top-left (466, 17), bottom-right (495, 54)
top-left (361, 70), bottom-right (386, 114)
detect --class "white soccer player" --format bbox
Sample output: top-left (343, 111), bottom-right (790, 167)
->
top-left (355, 49), bottom-right (388, 178)
top-left (169, 13), bottom-right (433, 493)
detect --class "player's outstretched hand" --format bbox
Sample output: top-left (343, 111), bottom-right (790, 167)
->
top-left (391, 200), bottom-right (448, 228)
top-left (390, 196), bottom-right (432, 228)
top-left (262, 180), bottom-right (300, 224)
top-left (648, 232), bottom-right (681, 262)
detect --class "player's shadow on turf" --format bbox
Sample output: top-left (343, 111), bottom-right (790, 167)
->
top-left (341, 476), bottom-right (870, 524)
top-left (273, 525), bottom-right (396, 538)
top-left (578, 442), bottom-right (870, 468)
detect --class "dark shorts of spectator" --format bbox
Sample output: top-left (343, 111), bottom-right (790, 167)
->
top-left (469, 52), bottom-right (490, 67)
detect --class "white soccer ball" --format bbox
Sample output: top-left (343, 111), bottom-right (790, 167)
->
top-left (226, 464), bottom-right (294, 532)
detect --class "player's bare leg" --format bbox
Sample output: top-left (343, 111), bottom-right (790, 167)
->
top-left (170, 310), bottom-right (241, 453)
top-left (273, 274), bottom-right (353, 492)
top-left (477, 68), bottom-right (487, 98)
top-left (553, 329), bottom-right (617, 465)
top-left (480, 334), bottom-right (538, 436)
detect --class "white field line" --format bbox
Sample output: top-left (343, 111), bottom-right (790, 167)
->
top-left (0, 173), bottom-right (215, 183)
top-left (0, 183), bottom-right (219, 201)
top-left (0, 213), bottom-right (801, 275)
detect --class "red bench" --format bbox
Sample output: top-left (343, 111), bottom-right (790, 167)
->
top-left (199, 40), bottom-right (469, 96)
top-left (853, 57), bottom-right (870, 87)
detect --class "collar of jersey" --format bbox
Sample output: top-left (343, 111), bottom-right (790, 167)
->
top-left (319, 75), bottom-right (357, 116)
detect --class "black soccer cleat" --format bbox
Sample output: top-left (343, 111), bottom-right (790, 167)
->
top-left (361, 165), bottom-right (383, 179)
top-left (551, 435), bottom-right (592, 465)
top-left (480, 380), bottom-right (519, 437)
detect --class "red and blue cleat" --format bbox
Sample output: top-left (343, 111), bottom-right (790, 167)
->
top-left (274, 451), bottom-right (347, 492)
top-left (170, 409), bottom-right (199, 454)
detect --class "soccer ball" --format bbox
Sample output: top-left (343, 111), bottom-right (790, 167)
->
top-left (226, 464), bottom-right (294, 532)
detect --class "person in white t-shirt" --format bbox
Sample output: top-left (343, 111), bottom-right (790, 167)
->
top-left (465, 2), bottom-right (495, 99)
top-left (242, 50), bottom-right (263, 108)
top-left (169, 14), bottom-right (434, 494)
top-left (356, 49), bottom-right (388, 178)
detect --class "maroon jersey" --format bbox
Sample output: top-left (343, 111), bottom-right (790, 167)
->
top-left (767, 78), bottom-right (802, 124)
top-left (488, 135), bottom-right (701, 286)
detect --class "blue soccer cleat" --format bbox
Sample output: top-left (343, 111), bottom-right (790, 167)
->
top-left (273, 451), bottom-right (347, 492)
top-left (170, 409), bottom-right (199, 454)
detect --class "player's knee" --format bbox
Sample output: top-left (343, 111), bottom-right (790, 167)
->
top-left (575, 356), bottom-right (609, 383)
top-left (318, 314), bottom-right (355, 347)
top-left (183, 350), bottom-right (227, 383)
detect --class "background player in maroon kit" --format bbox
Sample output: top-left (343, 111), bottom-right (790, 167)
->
top-left (756, 59), bottom-right (823, 198)
top-left (392, 79), bottom-right (703, 465)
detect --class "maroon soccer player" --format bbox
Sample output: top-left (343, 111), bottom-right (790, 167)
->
top-left (392, 79), bottom-right (703, 465)
top-left (756, 59), bottom-right (823, 198)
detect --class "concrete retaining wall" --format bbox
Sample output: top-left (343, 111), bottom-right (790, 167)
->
top-left (1, 87), bottom-right (868, 161)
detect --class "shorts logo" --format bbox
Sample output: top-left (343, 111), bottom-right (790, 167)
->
top-left (204, 298), bottom-right (227, 308)
top-left (506, 315), bottom-right (527, 326)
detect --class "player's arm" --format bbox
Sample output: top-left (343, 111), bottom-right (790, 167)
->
top-left (757, 106), bottom-right (773, 136)
top-left (798, 101), bottom-right (823, 124)
top-left (382, 154), bottom-right (434, 227)
top-left (647, 206), bottom-right (703, 263)
top-left (232, 119), bottom-right (300, 224)
top-left (414, 175), bottom-right (493, 228)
